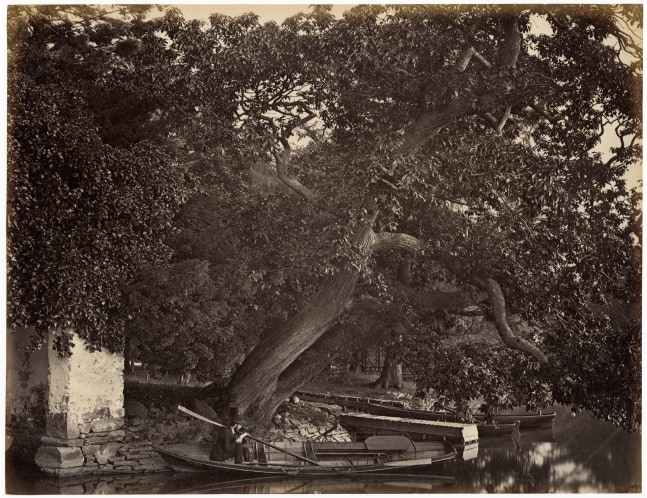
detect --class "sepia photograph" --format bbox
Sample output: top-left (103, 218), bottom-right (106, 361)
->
top-left (5, 3), bottom-right (642, 493)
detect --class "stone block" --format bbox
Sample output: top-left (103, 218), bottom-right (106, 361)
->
top-left (114, 465), bottom-right (134, 471)
top-left (35, 446), bottom-right (85, 469)
top-left (124, 400), bottom-right (148, 419)
top-left (91, 418), bottom-right (124, 433)
top-left (41, 436), bottom-right (84, 447)
top-left (95, 442), bottom-right (122, 465)
top-left (83, 430), bottom-right (125, 444)
top-left (78, 422), bottom-right (92, 434)
top-left (46, 413), bottom-right (81, 439)
top-left (124, 452), bottom-right (153, 460)
top-left (94, 467), bottom-right (136, 474)
top-left (81, 445), bottom-right (101, 456)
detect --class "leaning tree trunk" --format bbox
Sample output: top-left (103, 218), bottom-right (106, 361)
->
top-left (226, 222), bottom-right (378, 418)
top-left (252, 326), bottom-right (348, 422)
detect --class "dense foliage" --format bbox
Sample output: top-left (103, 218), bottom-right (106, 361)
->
top-left (7, 6), bottom-right (199, 353)
top-left (7, 5), bottom-right (641, 429)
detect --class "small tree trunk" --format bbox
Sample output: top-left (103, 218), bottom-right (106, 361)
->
top-left (349, 349), bottom-right (362, 374)
top-left (372, 357), bottom-right (404, 389)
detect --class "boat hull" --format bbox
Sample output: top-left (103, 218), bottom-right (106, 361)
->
top-left (296, 392), bottom-right (556, 429)
top-left (156, 440), bottom-right (456, 477)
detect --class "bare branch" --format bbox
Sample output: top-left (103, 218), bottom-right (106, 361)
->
top-left (495, 105), bottom-right (513, 134)
top-left (473, 50), bottom-right (492, 68)
top-left (501, 16), bottom-right (522, 69)
top-left (456, 45), bottom-right (476, 72)
top-left (474, 277), bottom-right (548, 363)
top-left (372, 232), bottom-right (425, 253)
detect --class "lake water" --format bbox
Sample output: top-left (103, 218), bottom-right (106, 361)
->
top-left (6, 404), bottom-right (641, 494)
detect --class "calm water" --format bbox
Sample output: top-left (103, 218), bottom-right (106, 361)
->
top-left (6, 405), bottom-right (641, 494)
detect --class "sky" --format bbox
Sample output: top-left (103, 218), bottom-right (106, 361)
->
top-left (173, 4), bottom-right (353, 22)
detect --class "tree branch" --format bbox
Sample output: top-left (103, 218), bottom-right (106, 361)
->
top-left (272, 137), bottom-right (344, 219)
top-left (474, 277), bottom-right (548, 363)
top-left (372, 232), bottom-right (425, 253)
top-left (495, 105), bottom-right (512, 134)
top-left (501, 16), bottom-right (522, 70)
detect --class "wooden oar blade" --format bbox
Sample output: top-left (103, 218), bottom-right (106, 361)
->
top-left (178, 405), bottom-right (322, 467)
top-left (178, 405), bottom-right (225, 427)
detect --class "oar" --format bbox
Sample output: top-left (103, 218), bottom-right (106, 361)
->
top-left (178, 405), bottom-right (322, 467)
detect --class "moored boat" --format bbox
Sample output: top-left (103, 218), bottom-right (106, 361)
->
top-left (296, 391), bottom-right (556, 429)
top-left (155, 436), bottom-right (456, 477)
top-left (475, 421), bottom-right (518, 437)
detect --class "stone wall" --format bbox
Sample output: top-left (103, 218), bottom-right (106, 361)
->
top-left (44, 330), bottom-right (124, 440)
top-left (34, 330), bottom-right (135, 476)
top-left (6, 328), bottom-right (49, 462)
top-left (7, 328), bottom-right (355, 478)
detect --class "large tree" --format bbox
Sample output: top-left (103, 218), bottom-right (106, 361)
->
top-left (8, 5), bottom-right (640, 431)
top-left (179, 5), bottom-right (639, 427)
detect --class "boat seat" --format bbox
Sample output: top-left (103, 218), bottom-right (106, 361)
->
top-left (364, 435), bottom-right (414, 452)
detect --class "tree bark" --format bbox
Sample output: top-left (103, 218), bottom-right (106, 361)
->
top-left (474, 277), bottom-right (548, 363)
top-left (226, 221), bottom-right (377, 416)
top-left (252, 325), bottom-right (357, 423)
top-left (373, 357), bottom-right (404, 389)
top-left (396, 97), bottom-right (474, 155)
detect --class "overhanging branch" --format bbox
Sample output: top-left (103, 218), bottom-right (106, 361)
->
top-left (372, 232), bottom-right (425, 253)
top-left (474, 277), bottom-right (548, 363)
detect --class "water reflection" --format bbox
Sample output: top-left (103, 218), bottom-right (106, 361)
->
top-left (448, 404), bottom-right (641, 493)
top-left (6, 464), bottom-right (457, 494)
top-left (6, 404), bottom-right (641, 494)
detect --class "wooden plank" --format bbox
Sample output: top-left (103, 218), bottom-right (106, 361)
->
top-left (340, 413), bottom-right (479, 444)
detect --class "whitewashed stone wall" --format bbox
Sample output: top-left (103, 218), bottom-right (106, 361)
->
top-left (34, 330), bottom-right (128, 477)
top-left (44, 329), bottom-right (125, 439)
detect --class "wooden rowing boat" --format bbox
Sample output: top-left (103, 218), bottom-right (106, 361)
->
top-left (155, 436), bottom-right (457, 477)
top-left (296, 391), bottom-right (556, 429)
top-left (475, 421), bottom-right (518, 437)
top-left (339, 413), bottom-right (480, 445)
top-left (340, 410), bottom-right (517, 439)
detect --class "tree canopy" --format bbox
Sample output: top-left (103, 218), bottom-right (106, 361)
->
top-left (7, 4), bottom-right (641, 430)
